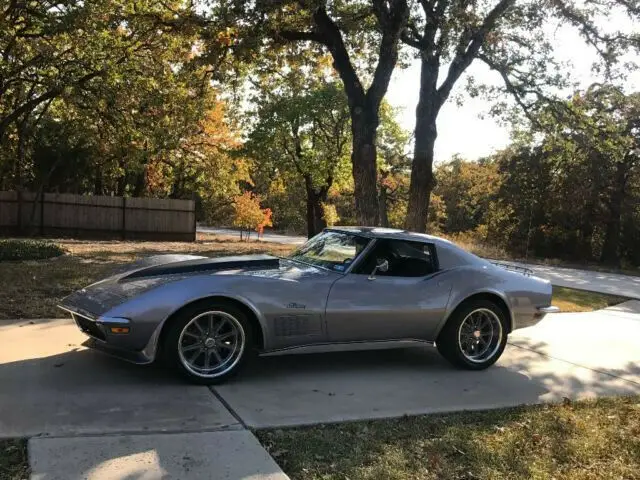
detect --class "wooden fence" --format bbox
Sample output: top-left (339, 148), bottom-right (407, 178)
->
top-left (0, 191), bottom-right (196, 241)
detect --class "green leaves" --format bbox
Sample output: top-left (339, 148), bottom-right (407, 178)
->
top-left (1, 0), bottom-right (250, 215)
top-left (245, 80), bottom-right (352, 191)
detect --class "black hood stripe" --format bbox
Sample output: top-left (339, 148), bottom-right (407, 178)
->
top-left (121, 254), bottom-right (280, 280)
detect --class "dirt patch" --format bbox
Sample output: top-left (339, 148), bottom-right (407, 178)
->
top-left (0, 234), bottom-right (294, 319)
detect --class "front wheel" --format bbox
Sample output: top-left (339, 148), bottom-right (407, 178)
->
top-left (163, 302), bottom-right (254, 384)
top-left (437, 299), bottom-right (508, 370)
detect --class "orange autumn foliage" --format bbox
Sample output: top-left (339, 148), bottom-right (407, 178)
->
top-left (256, 208), bottom-right (273, 238)
top-left (232, 192), bottom-right (271, 239)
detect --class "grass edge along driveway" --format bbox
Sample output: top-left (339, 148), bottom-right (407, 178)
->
top-left (0, 439), bottom-right (28, 480)
top-left (257, 396), bottom-right (640, 480)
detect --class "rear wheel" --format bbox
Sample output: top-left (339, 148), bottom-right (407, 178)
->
top-left (163, 301), bottom-right (254, 384)
top-left (437, 299), bottom-right (507, 370)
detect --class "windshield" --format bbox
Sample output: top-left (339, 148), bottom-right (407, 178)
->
top-left (288, 231), bottom-right (371, 272)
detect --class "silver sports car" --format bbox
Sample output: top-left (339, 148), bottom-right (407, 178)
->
top-left (59, 227), bottom-right (558, 384)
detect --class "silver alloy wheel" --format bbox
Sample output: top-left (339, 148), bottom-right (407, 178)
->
top-left (177, 310), bottom-right (245, 378)
top-left (457, 308), bottom-right (503, 363)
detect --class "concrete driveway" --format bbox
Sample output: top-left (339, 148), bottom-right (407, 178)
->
top-left (198, 226), bottom-right (640, 299)
top-left (515, 263), bottom-right (640, 299)
top-left (3, 302), bottom-right (640, 478)
top-left (214, 301), bottom-right (640, 427)
top-left (3, 304), bottom-right (638, 435)
top-left (0, 319), bottom-right (241, 438)
top-left (1, 318), bottom-right (288, 479)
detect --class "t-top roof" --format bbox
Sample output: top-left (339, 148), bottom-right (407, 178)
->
top-left (325, 226), bottom-right (453, 246)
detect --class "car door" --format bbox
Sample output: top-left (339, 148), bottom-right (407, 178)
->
top-left (324, 239), bottom-right (452, 342)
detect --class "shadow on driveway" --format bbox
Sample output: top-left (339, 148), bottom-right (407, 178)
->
top-left (213, 341), bottom-right (640, 428)
top-left (0, 319), bottom-right (239, 438)
top-left (2, 318), bottom-right (639, 437)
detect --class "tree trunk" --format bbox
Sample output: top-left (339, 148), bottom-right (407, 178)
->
top-left (297, 5), bottom-right (407, 226)
top-left (132, 166), bottom-right (147, 197)
top-left (94, 172), bottom-right (103, 196)
top-left (405, 57), bottom-right (439, 233)
top-left (304, 176), bottom-right (328, 238)
top-left (600, 161), bottom-right (630, 265)
top-left (576, 210), bottom-right (595, 261)
top-left (576, 153), bottom-right (603, 261)
top-left (351, 107), bottom-right (380, 226)
top-left (313, 198), bottom-right (326, 236)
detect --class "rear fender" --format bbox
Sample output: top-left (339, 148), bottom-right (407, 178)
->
top-left (431, 266), bottom-right (515, 338)
top-left (434, 288), bottom-right (514, 339)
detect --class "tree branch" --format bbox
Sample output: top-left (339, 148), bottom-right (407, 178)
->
top-left (478, 53), bottom-right (541, 127)
top-left (551, 0), bottom-right (632, 70)
top-left (437, 0), bottom-right (515, 104)
top-left (401, 29), bottom-right (424, 49)
top-left (311, 6), bottom-right (366, 105)
top-left (427, 0), bottom-right (449, 50)
top-left (367, 0), bottom-right (410, 108)
top-left (278, 30), bottom-right (325, 43)
top-left (0, 68), bottom-right (106, 140)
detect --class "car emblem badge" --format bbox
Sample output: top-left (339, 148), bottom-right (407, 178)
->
top-left (286, 302), bottom-right (306, 309)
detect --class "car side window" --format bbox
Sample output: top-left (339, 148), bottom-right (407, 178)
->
top-left (353, 239), bottom-right (438, 277)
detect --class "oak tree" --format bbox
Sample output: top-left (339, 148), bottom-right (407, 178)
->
top-left (400, 0), bottom-right (640, 232)
top-left (202, 0), bottom-right (411, 226)
top-left (245, 80), bottom-right (351, 237)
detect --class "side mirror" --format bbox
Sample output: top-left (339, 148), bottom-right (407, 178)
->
top-left (368, 258), bottom-right (389, 280)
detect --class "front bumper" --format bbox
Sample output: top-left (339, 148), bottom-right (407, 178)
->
top-left (59, 306), bottom-right (131, 339)
top-left (81, 338), bottom-right (153, 364)
top-left (59, 305), bottom-right (153, 365)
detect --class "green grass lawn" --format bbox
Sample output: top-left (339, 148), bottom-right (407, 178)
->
top-left (257, 396), bottom-right (640, 480)
top-left (552, 286), bottom-right (629, 313)
top-left (0, 440), bottom-right (28, 480)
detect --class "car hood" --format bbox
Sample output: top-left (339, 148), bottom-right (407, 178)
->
top-left (59, 254), bottom-right (321, 317)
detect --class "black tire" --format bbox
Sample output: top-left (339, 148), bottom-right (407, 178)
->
top-left (163, 300), bottom-right (255, 384)
top-left (436, 299), bottom-right (508, 370)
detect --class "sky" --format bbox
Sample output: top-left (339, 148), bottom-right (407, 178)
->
top-left (385, 21), bottom-right (640, 163)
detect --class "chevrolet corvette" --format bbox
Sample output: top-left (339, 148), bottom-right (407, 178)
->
top-left (59, 227), bottom-right (558, 383)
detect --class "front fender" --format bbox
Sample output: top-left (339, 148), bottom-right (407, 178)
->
top-left (103, 275), bottom-right (271, 361)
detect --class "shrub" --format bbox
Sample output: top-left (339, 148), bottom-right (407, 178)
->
top-left (444, 231), bottom-right (509, 261)
top-left (0, 239), bottom-right (65, 262)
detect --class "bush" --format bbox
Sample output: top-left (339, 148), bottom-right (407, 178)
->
top-left (444, 230), bottom-right (510, 261)
top-left (0, 239), bottom-right (65, 261)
